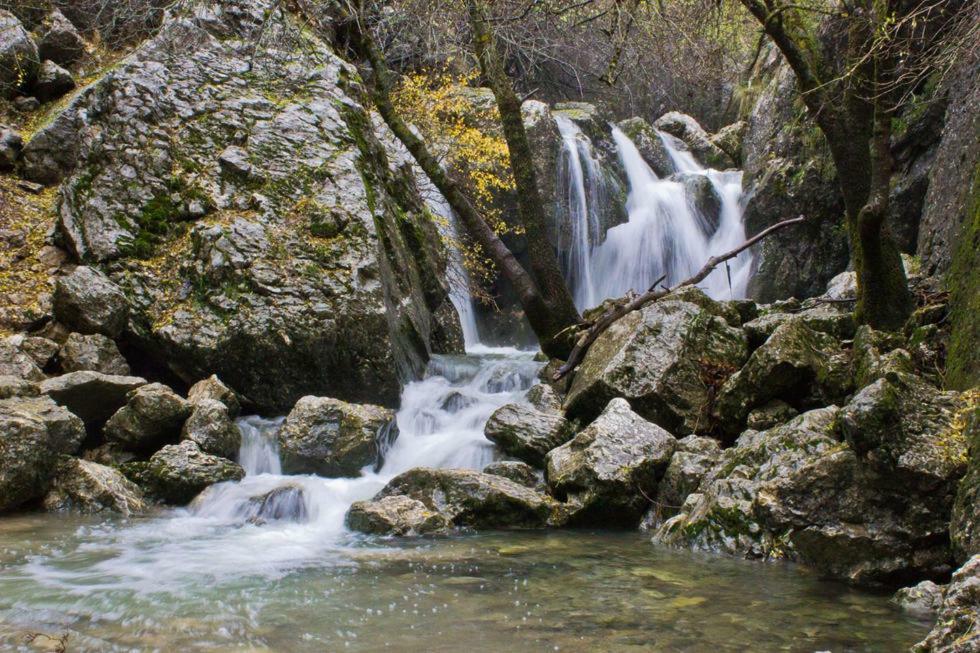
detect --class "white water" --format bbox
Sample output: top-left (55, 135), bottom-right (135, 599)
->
top-left (554, 121), bottom-right (752, 308)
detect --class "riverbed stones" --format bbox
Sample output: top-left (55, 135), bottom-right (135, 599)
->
top-left (58, 333), bottom-right (130, 374)
top-left (564, 294), bottom-right (749, 435)
top-left (52, 267), bottom-right (129, 338)
top-left (42, 457), bottom-right (146, 515)
top-left (104, 383), bottom-right (191, 453)
top-left (131, 440), bottom-right (244, 504)
top-left (181, 398), bottom-right (240, 459)
top-left (547, 398), bottom-right (677, 527)
top-left (187, 374), bottom-right (240, 417)
top-left (484, 403), bottom-right (574, 467)
top-left (0, 10), bottom-right (39, 98)
top-left (346, 495), bottom-right (452, 536)
top-left (912, 555), bottom-right (980, 652)
top-left (376, 468), bottom-right (556, 529)
top-left (278, 396), bottom-right (394, 477)
top-left (35, 9), bottom-right (85, 66)
top-left (0, 395), bottom-right (85, 512)
top-left (40, 371), bottom-right (146, 426)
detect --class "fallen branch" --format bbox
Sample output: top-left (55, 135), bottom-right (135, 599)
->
top-left (553, 215), bottom-right (806, 381)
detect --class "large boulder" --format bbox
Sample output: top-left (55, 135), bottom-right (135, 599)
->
top-left (0, 338), bottom-right (45, 381)
top-left (616, 117), bottom-right (674, 178)
top-left (39, 371), bottom-right (146, 426)
top-left (181, 398), bottom-right (240, 458)
top-left (346, 495), bottom-right (452, 536)
top-left (564, 293), bottom-right (748, 434)
top-left (104, 383), bottom-right (191, 453)
top-left (20, 0), bottom-right (461, 412)
top-left (0, 10), bottom-right (39, 98)
top-left (58, 332), bottom-right (130, 375)
top-left (126, 440), bottom-right (244, 504)
top-left (278, 396), bottom-right (394, 477)
top-left (0, 396), bottom-right (86, 512)
top-left (484, 403), bottom-right (573, 467)
top-left (482, 460), bottom-right (542, 489)
top-left (653, 111), bottom-right (733, 169)
top-left (35, 9), bottom-right (86, 66)
top-left (30, 59), bottom-right (74, 102)
top-left (42, 457), bottom-right (145, 515)
top-left (376, 467), bottom-right (556, 530)
top-left (187, 374), bottom-right (240, 417)
top-left (912, 555), bottom-right (980, 652)
top-left (52, 267), bottom-right (129, 338)
top-left (546, 398), bottom-right (677, 527)
top-left (642, 435), bottom-right (722, 530)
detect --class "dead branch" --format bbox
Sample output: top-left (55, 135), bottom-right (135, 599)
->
top-left (553, 215), bottom-right (806, 381)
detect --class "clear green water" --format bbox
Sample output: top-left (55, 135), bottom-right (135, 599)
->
top-left (0, 513), bottom-right (929, 652)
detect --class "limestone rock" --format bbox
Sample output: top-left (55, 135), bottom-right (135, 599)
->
top-left (35, 9), bottom-right (85, 65)
top-left (58, 332), bottom-right (130, 374)
top-left (642, 435), bottom-right (722, 530)
top-left (0, 375), bottom-right (38, 399)
top-left (0, 395), bottom-right (85, 512)
top-left (0, 10), bottom-right (39, 98)
top-left (278, 396), bottom-right (394, 477)
top-left (377, 467), bottom-right (556, 529)
top-left (181, 398), bottom-right (240, 459)
top-left (31, 59), bottom-right (74, 102)
top-left (187, 374), bottom-right (241, 417)
top-left (52, 267), bottom-right (129, 338)
top-left (547, 398), bottom-right (677, 527)
top-left (853, 326), bottom-right (914, 389)
top-left (0, 123), bottom-right (22, 170)
top-left (565, 293), bottom-right (749, 434)
top-left (40, 371), bottom-right (146, 426)
top-left (42, 457), bottom-right (145, 515)
top-left (346, 495), bottom-right (452, 536)
top-left (952, 397), bottom-right (980, 564)
top-left (654, 111), bottom-right (733, 169)
top-left (484, 403), bottom-right (573, 467)
top-left (741, 305), bottom-right (856, 348)
top-left (104, 383), bottom-right (191, 453)
top-left (912, 555), bottom-right (980, 652)
top-left (525, 383), bottom-right (561, 413)
top-left (0, 338), bottom-right (44, 381)
top-left (129, 440), bottom-right (244, 504)
top-left (893, 580), bottom-right (944, 617)
top-left (482, 460), bottom-right (542, 489)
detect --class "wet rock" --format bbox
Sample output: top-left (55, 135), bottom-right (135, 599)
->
top-left (129, 440), bottom-right (244, 504)
top-left (0, 395), bottom-right (86, 512)
top-left (187, 374), bottom-right (240, 417)
top-left (565, 293), bottom-right (748, 435)
top-left (0, 124), bottom-right (22, 171)
top-left (642, 435), bottom-right (722, 530)
top-left (714, 320), bottom-right (852, 435)
top-left (745, 400), bottom-right (798, 431)
top-left (853, 326), bottom-right (913, 389)
top-left (0, 338), bottom-right (44, 381)
top-left (31, 59), bottom-right (74, 102)
top-left (0, 375), bottom-right (38, 399)
top-left (710, 121), bottom-right (747, 164)
top-left (104, 383), bottom-right (191, 453)
top-left (741, 304), bottom-right (856, 348)
top-left (525, 383), bottom-right (561, 413)
top-left (893, 580), bottom-right (944, 617)
top-left (654, 111), bottom-right (733, 169)
top-left (238, 485), bottom-right (308, 524)
top-left (377, 468), bottom-right (556, 529)
top-left (951, 397), bottom-right (980, 564)
top-left (346, 495), bottom-right (452, 536)
top-left (616, 117), bottom-right (673, 177)
top-left (484, 403), bottom-right (573, 467)
top-left (52, 267), bottom-right (129, 338)
top-left (58, 332), bottom-right (130, 375)
top-left (40, 371), bottom-right (146, 426)
top-left (35, 9), bottom-right (86, 65)
top-left (547, 398), bottom-right (677, 527)
top-left (278, 396), bottom-right (394, 477)
top-left (0, 10), bottom-right (39, 98)
top-left (912, 555), bottom-right (980, 652)
top-left (673, 173), bottom-right (721, 231)
top-left (181, 398), bottom-right (240, 459)
top-left (482, 461), bottom-right (542, 489)
top-left (42, 457), bottom-right (145, 515)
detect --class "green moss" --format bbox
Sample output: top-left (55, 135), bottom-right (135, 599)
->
top-left (946, 163), bottom-right (980, 391)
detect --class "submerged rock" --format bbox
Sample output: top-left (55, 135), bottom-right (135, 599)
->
top-left (912, 555), bottom-right (980, 652)
top-left (40, 371), bottom-right (146, 426)
top-left (547, 398), bottom-right (676, 527)
top-left (104, 383), bottom-right (191, 453)
top-left (58, 332), bottom-right (130, 375)
top-left (0, 396), bottom-right (86, 512)
top-left (181, 398), bottom-right (241, 459)
top-left (52, 267), bottom-right (129, 338)
top-left (238, 485), bottom-right (308, 524)
top-left (346, 495), bottom-right (452, 536)
top-left (42, 457), bottom-right (145, 515)
top-left (278, 396), bottom-right (394, 477)
top-left (129, 440), bottom-right (244, 504)
top-left (484, 403), bottom-right (573, 467)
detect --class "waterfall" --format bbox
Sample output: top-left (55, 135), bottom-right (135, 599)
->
top-left (427, 193), bottom-right (482, 348)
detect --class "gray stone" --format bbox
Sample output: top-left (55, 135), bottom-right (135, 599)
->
top-left (42, 457), bottom-right (145, 515)
top-left (0, 10), bottom-right (39, 98)
top-left (547, 398), bottom-right (677, 527)
top-left (710, 121), bottom-right (747, 163)
top-left (741, 305), bottom-right (856, 348)
top-left (187, 374), bottom-right (241, 417)
top-left (40, 371), bottom-right (146, 426)
top-left (525, 383), bottom-right (561, 413)
top-left (616, 116), bottom-right (674, 177)
top-left (912, 555), bottom-right (980, 652)
top-left (230, 485), bottom-right (308, 524)
top-left (952, 401), bottom-right (980, 565)
top-left (346, 495), bottom-right (452, 536)
top-left (35, 9), bottom-right (85, 65)
top-left (104, 383), bottom-right (191, 453)
top-left (0, 338), bottom-right (44, 381)
top-left (31, 59), bottom-right (75, 102)
top-left (746, 400), bottom-right (799, 430)
top-left (127, 440), bottom-right (244, 504)
top-left (482, 460), bottom-right (542, 489)
top-left (8, 335), bottom-right (59, 369)
top-left (181, 398), bottom-right (240, 458)
top-left (0, 375), bottom-right (38, 399)
top-left (893, 580), bottom-right (944, 617)
top-left (642, 435), bottom-right (722, 530)
top-left (484, 403), bottom-right (573, 467)
top-left (52, 267), bottom-right (129, 338)
top-left (654, 111), bottom-right (733, 169)
top-left (0, 124), bottom-right (22, 170)
top-left (58, 332), bottom-right (130, 374)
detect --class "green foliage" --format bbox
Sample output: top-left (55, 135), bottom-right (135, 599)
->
top-left (946, 163), bottom-right (980, 390)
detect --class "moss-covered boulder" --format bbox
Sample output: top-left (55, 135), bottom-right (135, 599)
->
top-left (104, 382), bottom-right (191, 453)
top-left (187, 374), bottom-right (240, 417)
top-left (951, 392), bottom-right (980, 564)
top-left (346, 495), bottom-right (452, 536)
top-left (484, 403), bottom-right (574, 467)
top-left (654, 111), bottom-right (734, 169)
top-left (641, 435), bottom-right (722, 530)
top-left (547, 398), bottom-right (677, 527)
top-left (616, 117), bottom-right (674, 178)
top-left (42, 457), bottom-right (145, 515)
top-left (126, 440), bottom-right (244, 504)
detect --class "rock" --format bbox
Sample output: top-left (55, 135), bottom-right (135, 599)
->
top-left (710, 121), bottom-right (747, 163)
top-left (642, 435), bottom-right (722, 530)
top-left (853, 325), bottom-right (913, 388)
top-left (746, 400), bottom-right (799, 430)
top-left (912, 555), bottom-right (980, 652)
top-left (616, 116), bottom-right (674, 177)
top-left (0, 338), bottom-right (44, 381)
top-left (823, 270), bottom-right (857, 300)
top-left (377, 468), bottom-right (556, 529)
top-left (42, 457), bottom-right (145, 515)
top-left (181, 398), bottom-right (240, 458)
top-left (951, 395), bottom-right (980, 564)
top-left (741, 304), bottom-right (856, 348)
top-left (31, 59), bottom-right (75, 102)
top-left (546, 398), bottom-right (677, 527)
top-left (278, 396), bottom-right (394, 477)
top-left (58, 332), bottom-right (130, 374)
top-left (653, 111), bottom-right (733, 169)
top-left (234, 485), bottom-right (308, 524)
top-left (0, 396), bottom-right (86, 512)
top-left (893, 580), bottom-right (944, 617)
top-left (0, 375), bottom-right (38, 399)
top-left (187, 374), bottom-right (240, 417)
top-left (127, 440), bottom-right (243, 504)
top-left (714, 320), bottom-right (852, 435)
top-left (40, 371), bottom-right (146, 426)
top-left (525, 383), bottom-right (561, 413)
top-left (346, 495), bottom-right (452, 536)
top-left (484, 403), bottom-right (573, 467)
top-left (0, 10), bottom-right (39, 98)
top-left (35, 9), bottom-right (86, 65)
top-left (482, 460), bottom-right (542, 489)
top-left (565, 293), bottom-right (749, 434)
top-left (52, 267), bottom-right (129, 338)
top-left (104, 383), bottom-right (191, 453)
top-left (218, 145), bottom-right (256, 179)
top-left (13, 95), bottom-right (39, 112)
top-left (20, 0), bottom-right (461, 412)
top-left (8, 335), bottom-right (59, 369)
top-left (82, 442), bottom-right (136, 467)
top-left (0, 124), bottom-right (22, 171)
top-left (673, 172), bottom-right (721, 231)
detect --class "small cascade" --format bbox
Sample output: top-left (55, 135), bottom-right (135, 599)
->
top-left (236, 415), bottom-right (283, 475)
